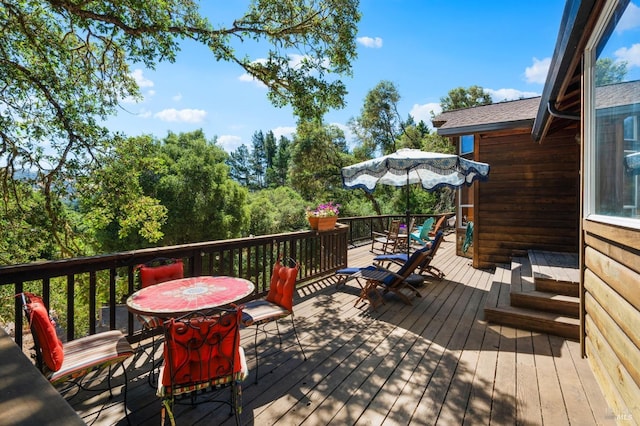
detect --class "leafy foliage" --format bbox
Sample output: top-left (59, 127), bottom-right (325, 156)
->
top-left (1, 0), bottom-right (360, 258)
top-left (595, 58), bottom-right (628, 86)
top-left (247, 187), bottom-right (308, 235)
top-left (78, 130), bottom-right (249, 252)
top-left (77, 135), bottom-right (168, 253)
top-left (349, 80), bottom-right (404, 156)
top-left (440, 85), bottom-right (493, 112)
top-left (289, 120), bottom-right (350, 201)
top-left (154, 131), bottom-right (249, 244)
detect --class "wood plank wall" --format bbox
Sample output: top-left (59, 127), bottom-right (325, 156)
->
top-left (583, 220), bottom-right (640, 422)
top-left (475, 127), bottom-right (580, 268)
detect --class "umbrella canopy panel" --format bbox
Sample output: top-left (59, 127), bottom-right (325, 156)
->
top-left (341, 149), bottom-right (490, 193)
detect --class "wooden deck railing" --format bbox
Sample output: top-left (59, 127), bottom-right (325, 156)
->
top-left (1, 213), bottom-right (451, 351)
top-left (1, 225), bottom-right (349, 349)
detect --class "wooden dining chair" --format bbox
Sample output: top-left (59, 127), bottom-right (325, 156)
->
top-left (21, 292), bottom-right (134, 423)
top-left (241, 256), bottom-right (306, 383)
top-left (371, 219), bottom-right (402, 253)
top-left (158, 307), bottom-right (247, 426)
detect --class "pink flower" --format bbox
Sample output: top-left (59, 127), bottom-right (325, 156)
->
top-left (306, 201), bottom-right (340, 217)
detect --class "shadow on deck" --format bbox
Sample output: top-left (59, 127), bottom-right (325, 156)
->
top-left (71, 236), bottom-right (614, 425)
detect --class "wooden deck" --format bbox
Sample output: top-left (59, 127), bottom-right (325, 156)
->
top-left (71, 235), bottom-right (614, 425)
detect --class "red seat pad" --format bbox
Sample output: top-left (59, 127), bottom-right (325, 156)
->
top-left (49, 330), bottom-right (134, 384)
top-left (25, 293), bottom-right (64, 372)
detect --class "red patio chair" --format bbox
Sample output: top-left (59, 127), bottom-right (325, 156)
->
top-left (134, 257), bottom-right (184, 385)
top-left (21, 292), bottom-right (133, 423)
top-left (241, 256), bottom-right (307, 383)
top-left (158, 306), bottom-right (247, 426)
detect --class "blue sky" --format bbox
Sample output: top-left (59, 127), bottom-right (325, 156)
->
top-left (106, 1), bottom-right (571, 152)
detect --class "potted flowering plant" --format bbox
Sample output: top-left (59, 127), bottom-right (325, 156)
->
top-left (306, 202), bottom-right (340, 230)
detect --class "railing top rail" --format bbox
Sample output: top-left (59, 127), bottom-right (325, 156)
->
top-left (0, 226), bottom-right (348, 284)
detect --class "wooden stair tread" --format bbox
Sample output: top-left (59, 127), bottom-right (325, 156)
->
top-left (511, 290), bottom-right (579, 304)
top-left (485, 305), bottom-right (579, 325)
top-left (528, 250), bottom-right (580, 284)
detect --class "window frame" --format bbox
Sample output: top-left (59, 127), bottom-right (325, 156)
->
top-left (584, 0), bottom-right (640, 229)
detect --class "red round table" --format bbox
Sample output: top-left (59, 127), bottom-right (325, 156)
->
top-left (126, 276), bottom-right (255, 318)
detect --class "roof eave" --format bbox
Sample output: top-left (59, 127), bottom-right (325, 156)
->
top-left (436, 119), bottom-right (535, 137)
top-left (532, 0), bottom-right (597, 142)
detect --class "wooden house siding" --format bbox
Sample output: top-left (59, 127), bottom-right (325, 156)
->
top-left (475, 127), bottom-right (580, 268)
top-left (582, 219), bottom-right (640, 421)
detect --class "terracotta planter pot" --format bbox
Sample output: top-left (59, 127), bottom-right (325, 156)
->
top-left (308, 216), bottom-right (338, 231)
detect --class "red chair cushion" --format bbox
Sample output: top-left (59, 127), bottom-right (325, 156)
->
top-left (162, 311), bottom-right (242, 387)
top-left (138, 259), bottom-right (184, 288)
top-left (266, 260), bottom-right (298, 312)
top-left (25, 293), bottom-right (64, 372)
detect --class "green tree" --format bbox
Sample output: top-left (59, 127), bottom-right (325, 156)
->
top-left (349, 80), bottom-right (405, 156)
top-left (269, 136), bottom-right (293, 188)
top-left (80, 130), bottom-right (249, 251)
top-left (0, 181), bottom-right (59, 264)
top-left (250, 131), bottom-right (266, 190)
top-left (1, 0), bottom-right (360, 258)
top-left (153, 131), bottom-right (249, 245)
top-left (264, 131), bottom-right (278, 187)
top-left (440, 85), bottom-right (493, 112)
top-left (289, 120), bottom-right (349, 202)
top-left (77, 135), bottom-right (168, 253)
top-left (247, 187), bottom-right (308, 235)
top-left (595, 58), bottom-right (628, 86)
top-left (227, 144), bottom-right (252, 187)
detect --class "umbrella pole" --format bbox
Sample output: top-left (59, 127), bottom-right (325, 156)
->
top-left (406, 172), bottom-right (411, 257)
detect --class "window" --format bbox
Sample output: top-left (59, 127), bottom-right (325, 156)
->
top-left (585, 0), bottom-right (640, 226)
top-left (458, 134), bottom-right (475, 228)
top-left (460, 134), bottom-right (474, 155)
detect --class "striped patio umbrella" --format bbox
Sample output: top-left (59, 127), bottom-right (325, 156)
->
top-left (341, 148), bottom-right (490, 254)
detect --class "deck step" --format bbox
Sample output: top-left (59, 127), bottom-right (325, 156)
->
top-left (484, 252), bottom-right (581, 340)
top-left (534, 279), bottom-right (579, 297)
top-left (484, 306), bottom-right (580, 340)
top-left (529, 250), bottom-right (579, 297)
top-left (510, 290), bottom-right (580, 317)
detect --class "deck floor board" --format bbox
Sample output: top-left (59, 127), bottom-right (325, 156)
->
top-left (68, 234), bottom-right (613, 425)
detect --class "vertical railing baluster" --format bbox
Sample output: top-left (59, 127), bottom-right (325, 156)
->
top-left (14, 282), bottom-right (23, 348)
top-left (89, 272), bottom-right (96, 335)
top-left (1, 219), bottom-right (363, 348)
top-left (66, 275), bottom-right (75, 341)
top-left (109, 268), bottom-right (116, 331)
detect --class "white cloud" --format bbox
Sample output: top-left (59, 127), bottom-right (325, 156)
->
top-left (172, 93), bottom-right (183, 102)
top-left (357, 36), bottom-right (383, 48)
top-left (271, 126), bottom-right (296, 139)
top-left (154, 108), bottom-right (207, 123)
top-left (486, 88), bottom-right (540, 102)
top-left (410, 103), bottom-right (442, 126)
top-left (524, 57), bottom-right (551, 84)
top-left (218, 135), bottom-right (243, 152)
top-left (131, 69), bottom-right (154, 88)
top-left (615, 43), bottom-right (640, 67)
top-left (617, 3), bottom-right (640, 32)
top-left (138, 109), bottom-right (152, 119)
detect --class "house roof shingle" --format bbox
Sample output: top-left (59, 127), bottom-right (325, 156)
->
top-left (432, 97), bottom-right (541, 136)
